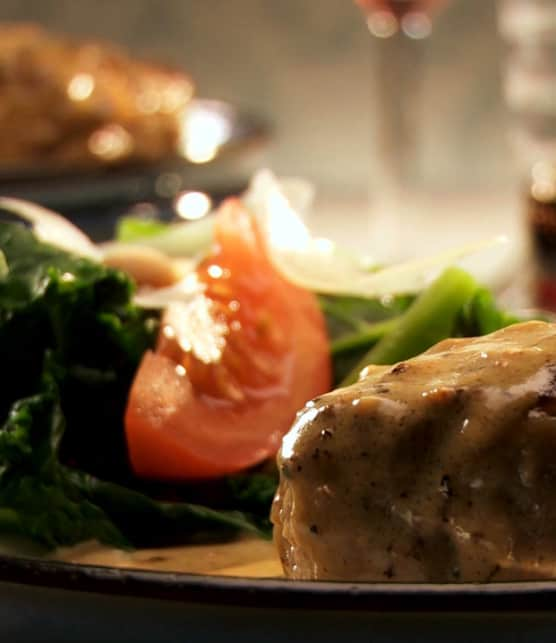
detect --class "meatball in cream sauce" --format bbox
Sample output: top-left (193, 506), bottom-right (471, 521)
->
top-left (272, 321), bottom-right (556, 582)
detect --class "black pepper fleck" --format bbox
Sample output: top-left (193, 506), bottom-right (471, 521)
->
top-left (310, 524), bottom-right (319, 534)
top-left (144, 556), bottom-right (166, 563)
top-left (440, 475), bottom-right (453, 498)
top-left (485, 564), bottom-right (501, 582)
top-left (321, 406), bottom-right (337, 419)
top-left (281, 464), bottom-right (292, 479)
top-left (391, 363), bottom-right (408, 375)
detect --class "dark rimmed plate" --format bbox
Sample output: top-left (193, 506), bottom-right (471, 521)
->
top-left (2, 554), bottom-right (556, 643)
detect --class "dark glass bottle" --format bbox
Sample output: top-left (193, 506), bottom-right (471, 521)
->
top-left (528, 163), bottom-right (556, 310)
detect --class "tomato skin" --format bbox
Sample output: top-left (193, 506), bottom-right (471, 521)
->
top-left (125, 199), bottom-right (331, 480)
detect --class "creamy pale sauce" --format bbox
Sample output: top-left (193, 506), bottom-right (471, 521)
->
top-left (51, 537), bottom-right (282, 578)
top-left (273, 321), bottom-right (556, 582)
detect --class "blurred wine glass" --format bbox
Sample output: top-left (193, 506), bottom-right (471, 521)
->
top-left (355, 0), bottom-right (450, 260)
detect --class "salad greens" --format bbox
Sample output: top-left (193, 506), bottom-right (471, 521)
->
top-left (0, 377), bottom-right (269, 550)
top-left (323, 267), bottom-right (523, 387)
top-left (113, 214), bottom-right (214, 257)
top-left (0, 222), bottom-right (271, 549)
top-left (116, 217), bottom-right (170, 243)
top-left (0, 250), bottom-right (7, 278)
top-left (0, 217), bottom-right (528, 552)
top-left (0, 221), bottom-right (156, 479)
top-left (0, 375), bottom-right (127, 549)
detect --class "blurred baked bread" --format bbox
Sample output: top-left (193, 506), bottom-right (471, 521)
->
top-left (0, 23), bottom-right (194, 169)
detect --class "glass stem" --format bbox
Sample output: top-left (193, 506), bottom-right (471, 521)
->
top-left (370, 32), bottom-right (427, 260)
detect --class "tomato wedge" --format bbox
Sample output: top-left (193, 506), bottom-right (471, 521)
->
top-left (125, 198), bottom-right (331, 480)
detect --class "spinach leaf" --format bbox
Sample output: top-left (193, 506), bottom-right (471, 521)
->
top-left (319, 293), bottom-right (414, 385)
top-left (0, 223), bottom-right (271, 549)
top-left (221, 472), bottom-right (278, 534)
top-left (225, 472), bottom-right (278, 515)
top-left (0, 382), bottom-right (129, 549)
top-left (459, 287), bottom-right (521, 336)
top-left (0, 374), bottom-right (269, 549)
top-left (73, 472), bottom-right (270, 547)
top-left (115, 214), bottom-right (214, 257)
top-left (116, 217), bottom-right (169, 243)
top-left (0, 222), bottom-right (157, 480)
top-left (339, 269), bottom-right (529, 387)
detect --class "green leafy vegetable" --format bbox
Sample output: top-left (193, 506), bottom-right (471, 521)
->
top-left (0, 220), bottom-right (531, 553)
top-left (116, 217), bottom-right (170, 243)
top-left (222, 472), bottom-right (279, 533)
top-left (0, 372), bottom-right (269, 549)
top-left (0, 250), bottom-right (7, 279)
top-left (340, 267), bottom-right (522, 386)
top-left (114, 215), bottom-right (214, 257)
top-left (0, 222), bottom-right (269, 549)
top-left (460, 287), bottom-right (521, 336)
top-left (0, 221), bottom-right (156, 480)
top-left (320, 293), bottom-right (414, 338)
top-left (0, 381), bottom-right (129, 549)
top-left (320, 293), bottom-right (414, 385)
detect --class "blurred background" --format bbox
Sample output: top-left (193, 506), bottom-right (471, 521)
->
top-left (0, 0), bottom-right (511, 191)
top-left (0, 0), bottom-right (551, 294)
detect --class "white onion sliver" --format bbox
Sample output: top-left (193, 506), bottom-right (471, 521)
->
top-left (0, 197), bottom-right (102, 261)
top-left (244, 170), bottom-right (507, 297)
top-left (265, 236), bottom-right (507, 297)
top-left (243, 169), bottom-right (316, 223)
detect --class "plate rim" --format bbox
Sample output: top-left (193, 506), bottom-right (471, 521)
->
top-left (2, 553), bottom-right (556, 612)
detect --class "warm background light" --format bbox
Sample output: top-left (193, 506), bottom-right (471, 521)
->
top-left (174, 191), bottom-right (212, 221)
